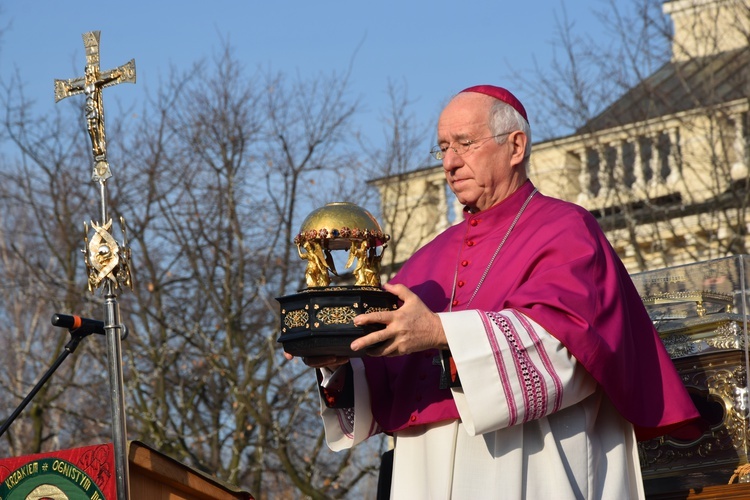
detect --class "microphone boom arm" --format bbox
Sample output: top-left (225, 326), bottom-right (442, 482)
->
top-left (0, 315), bottom-right (101, 439)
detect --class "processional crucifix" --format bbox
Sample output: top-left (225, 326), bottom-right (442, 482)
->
top-left (55, 31), bottom-right (135, 500)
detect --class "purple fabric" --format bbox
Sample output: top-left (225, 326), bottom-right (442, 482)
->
top-left (362, 181), bottom-right (698, 440)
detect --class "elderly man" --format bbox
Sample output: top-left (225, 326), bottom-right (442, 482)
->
top-left (295, 85), bottom-right (698, 499)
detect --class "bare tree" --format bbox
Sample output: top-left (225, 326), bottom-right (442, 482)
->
top-left (519, 0), bottom-right (750, 272)
top-left (0, 70), bottom-right (113, 456)
top-left (364, 80), bottom-right (445, 276)
top-left (108, 45), bottom-right (383, 497)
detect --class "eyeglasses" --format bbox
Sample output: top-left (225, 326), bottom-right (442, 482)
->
top-left (430, 132), bottom-right (512, 160)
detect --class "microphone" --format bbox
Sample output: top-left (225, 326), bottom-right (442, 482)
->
top-left (51, 313), bottom-right (105, 336)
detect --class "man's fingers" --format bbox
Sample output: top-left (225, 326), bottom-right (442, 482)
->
top-left (351, 328), bottom-right (389, 352)
top-left (383, 282), bottom-right (414, 302)
top-left (353, 308), bottom-right (394, 327)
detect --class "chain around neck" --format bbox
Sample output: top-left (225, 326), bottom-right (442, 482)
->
top-left (449, 188), bottom-right (538, 312)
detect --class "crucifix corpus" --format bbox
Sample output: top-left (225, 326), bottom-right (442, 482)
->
top-left (54, 30), bottom-right (135, 500)
top-left (55, 30), bottom-right (136, 182)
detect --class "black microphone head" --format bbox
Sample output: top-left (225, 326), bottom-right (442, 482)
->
top-left (51, 313), bottom-right (76, 329)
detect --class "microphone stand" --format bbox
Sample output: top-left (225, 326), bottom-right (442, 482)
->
top-left (0, 324), bottom-right (99, 439)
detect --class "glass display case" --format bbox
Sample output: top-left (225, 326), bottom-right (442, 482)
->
top-left (630, 255), bottom-right (750, 494)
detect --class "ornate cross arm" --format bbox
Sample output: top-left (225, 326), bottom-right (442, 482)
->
top-left (54, 59), bottom-right (136, 101)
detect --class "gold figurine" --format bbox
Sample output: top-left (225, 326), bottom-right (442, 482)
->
top-left (298, 240), bottom-right (335, 288)
top-left (346, 240), bottom-right (382, 286)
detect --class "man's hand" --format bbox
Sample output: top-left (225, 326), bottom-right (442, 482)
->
top-left (350, 282), bottom-right (447, 356)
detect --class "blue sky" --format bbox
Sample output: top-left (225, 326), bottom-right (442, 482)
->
top-left (1, 0), bottom-right (614, 151)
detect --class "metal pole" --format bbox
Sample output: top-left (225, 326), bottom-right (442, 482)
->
top-left (99, 181), bottom-right (130, 500)
top-left (104, 286), bottom-right (130, 500)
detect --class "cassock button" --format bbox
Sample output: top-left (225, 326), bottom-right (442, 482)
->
top-left (470, 219), bottom-right (479, 227)
top-left (410, 415), bottom-right (417, 422)
top-left (461, 260), bottom-right (469, 267)
top-left (466, 240), bottom-right (475, 247)
top-left (452, 299), bottom-right (459, 307)
top-left (457, 280), bottom-right (465, 287)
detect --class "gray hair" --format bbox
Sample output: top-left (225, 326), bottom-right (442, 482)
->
top-left (488, 100), bottom-right (532, 165)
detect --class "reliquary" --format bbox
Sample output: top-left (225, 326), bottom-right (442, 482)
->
top-left (631, 255), bottom-right (750, 495)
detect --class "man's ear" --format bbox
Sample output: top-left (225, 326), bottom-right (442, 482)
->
top-left (508, 130), bottom-right (528, 167)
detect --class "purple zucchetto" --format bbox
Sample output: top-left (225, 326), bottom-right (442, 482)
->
top-left (460, 85), bottom-right (528, 123)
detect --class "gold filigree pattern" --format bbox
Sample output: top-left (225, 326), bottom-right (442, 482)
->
top-left (659, 320), bottom-right (743, 359)
top-left (706, 322), bottom-right (743, 350)
top-left (661, 333), bottom-right (696, 358)
top-left (284, 310), bottom-right (309, 329)
top-left (365, 306), bottom-right (396, 314)
top-left (317, 306), bottom-right (357, 325)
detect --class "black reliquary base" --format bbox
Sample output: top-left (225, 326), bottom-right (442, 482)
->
top-left (277, 286), bottom-right (398, 357)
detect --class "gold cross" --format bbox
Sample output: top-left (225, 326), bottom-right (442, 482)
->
top-left (54, 31), bottom-right (136, 182)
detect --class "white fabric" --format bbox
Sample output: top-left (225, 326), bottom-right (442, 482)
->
top-left (319, 310), bottom-right (645, 499)
top-left (443, 310), bottom-right (597, 435)
top-left (320, 358), bottom-right (380, 451)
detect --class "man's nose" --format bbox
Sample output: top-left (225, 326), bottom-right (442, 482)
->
top-left (442, 147), bottom-right (463, 171)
